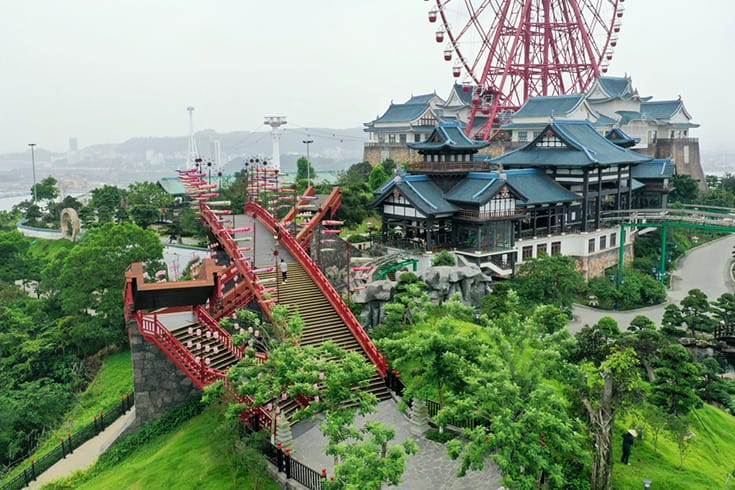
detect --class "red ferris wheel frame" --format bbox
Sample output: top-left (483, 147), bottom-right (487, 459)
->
top-left (431, 0), bottom-right (625, 140)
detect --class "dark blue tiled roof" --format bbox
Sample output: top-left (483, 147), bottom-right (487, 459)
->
top-left (596, 76), bottom-right (633, 99)
top-left (605, 127), bottom-right (639, 148)
top-left (450, 83), bottom-right (475, 105)
top-left (445, 174), bottom-right (510, 204)
top-left (631, 159), bottom-right (675, 180)
top-left (370, 103), bottom-right (431, 124)
top-left (640, 100), bottom-right (683, 120)
top-left (405, 93), bottom-right (440, 105)
top-left (512, 94), bottom-right (586, 118)
top-left (503, 169), bottom-right (581, 205)
top-left (491, 120), bottom-right (652, 168)
top-left (615, 110), bottom-right (642, 125)
top-left (372, 175), bottom-right (457, 216)
top-left (408, 122), bottom-right (490, 151)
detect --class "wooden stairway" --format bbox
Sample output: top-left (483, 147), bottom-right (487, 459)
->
top-left (259, 262), bottom-right (390, 401)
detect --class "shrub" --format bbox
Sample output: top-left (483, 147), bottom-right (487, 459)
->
top-left (432, 250), bottom-right (457, 266)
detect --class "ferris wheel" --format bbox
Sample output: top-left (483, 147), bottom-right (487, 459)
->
top-left (428, 0), bottom-right (626, 140)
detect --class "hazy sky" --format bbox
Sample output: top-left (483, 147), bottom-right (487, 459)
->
top-left (2, 0), bottom-right (732, 154)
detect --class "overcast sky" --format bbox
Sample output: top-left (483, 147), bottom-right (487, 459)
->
top-left (2, 0), bottom-right (732, 154)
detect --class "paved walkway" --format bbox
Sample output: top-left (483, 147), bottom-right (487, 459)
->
top-left (568, 234), bottom-right (735, 332)
top-left (291, 400), bottom-right (502, 489)
top-left (26, 408), bottom-right (137, 489)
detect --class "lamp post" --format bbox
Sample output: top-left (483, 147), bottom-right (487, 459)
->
top-left (302, 139), bottom-right (313, 188)
top-left (28, 143), bottom-right (37, 203)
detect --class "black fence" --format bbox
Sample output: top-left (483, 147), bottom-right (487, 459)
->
top-left (425, 399), bottom-right (479, 431)
top-left (267, 442), bottom-right (325, 490)
top-left (0, 393), bottom-right (134, 490)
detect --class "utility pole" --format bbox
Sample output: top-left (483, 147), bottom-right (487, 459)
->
top-left (28, 143), bottom-right (37, 203)
top-left (302, 139), bottom-right (313, 188)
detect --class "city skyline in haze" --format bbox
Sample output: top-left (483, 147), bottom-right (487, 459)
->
top-left (3, 0), bottom-right (733, 154)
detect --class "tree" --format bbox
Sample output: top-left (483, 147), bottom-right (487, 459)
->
top-left (572, 317), bottom-right (621, 365)
top-left (296, 156), bottom-right (316, 189)
top-left (444, 309), bottom-right (588, 489)
top-left (367, 165), bottom-right (389, 191)
top-left (379, 316), bottom-right (485, 410)
top-left (55, 221), bottom-right (164, 351)
top-left (431, 250), bottom-right (456, 267)
top-left (379, 158), bottom-right (397, 176)
top-left (711, 292), bottom-right (735, 332)
top-left (336, 162), bottom-right (373, 190)
top-left (32, 176), bottom-right (59, 206)
top-left (661, 303), bottom-right (685, 337)
top-left (508, 254), bottom-right (584, 309)
top-left (84, 184), bottom-right (128, 225)
top-left (323, 421), bottom-right (418, 490)
top-left (650, 344), bottom-right (702, 417)
top-left (680, 288), bottom-right (713, 336)
top-left (579, 348), bottom-right (644, 490)
top-left (628, 315), bottom-right (656, 332)
top-left (669, 174), bottom-right (700, 203)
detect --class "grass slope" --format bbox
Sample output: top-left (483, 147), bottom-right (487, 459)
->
top-left (614, 404), bottom-right (735, 489)
top-left (2, 350), bottom-right (132, 483)
top-left (64, 407), bottom-right (279, 490)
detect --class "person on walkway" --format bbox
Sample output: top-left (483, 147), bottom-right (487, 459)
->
top-left (621, 429), bottom-right (636, 465)
top-left (280, 259), bottom-right (288, 283)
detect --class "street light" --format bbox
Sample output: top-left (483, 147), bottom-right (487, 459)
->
top-left (302, 139), bottom-right (314, 188)
top-left (28, 143), bottom-right (37, 203)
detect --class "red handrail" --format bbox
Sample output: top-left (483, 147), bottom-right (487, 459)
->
top-left (294, 187), bottom-right (343, 248)
top-left (194, 305), bottom-right (243, 360)
top-left (138, 312), bottom-right (225, 389)
top-left (247, 202), bottom-right (387, 376)
top-left (199, 202), bottom-right (274, 323)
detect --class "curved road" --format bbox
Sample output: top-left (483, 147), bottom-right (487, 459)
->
top-left (569, 234), bottom-right (735, 332)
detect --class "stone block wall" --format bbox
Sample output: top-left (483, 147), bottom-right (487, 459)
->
top-left (573, 243), bottom-right (633, 281)
top-left (126, 318), bottom-right (201, 432)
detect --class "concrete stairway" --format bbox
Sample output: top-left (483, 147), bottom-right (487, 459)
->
top-left (260, 262), bottom-right (390, 401)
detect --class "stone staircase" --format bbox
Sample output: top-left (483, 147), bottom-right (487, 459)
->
top-left (260, 262), bottom-right (391, 401)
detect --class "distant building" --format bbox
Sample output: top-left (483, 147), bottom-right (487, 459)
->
top-left (370, 120), bottom-right (667, 279)
top-left (366, 75), bottom-right (706, 189)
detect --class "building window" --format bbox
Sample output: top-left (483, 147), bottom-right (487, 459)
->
top-left (400, 134), bottom-right (407, 144)
top-left (518, 131), bottom-right (528, 142)
top-left (683, 145), bottom-right (690, 164)
top-left (551, 241), bottom-right (561, 255)
top-left (414, 134), bottom-right (421, 142)
top-left (588, 238), bottom-right (596, 253)
top-left (600, 235), bottom-right (606, 250)
top-left (610, 233), bottom-right (616, 247)
top-left (522, 245), bottom-right (533, 260)
top-left (388, 134), bottom-right (396, 144)
top-left (533, 131), bottom-right (541, 139)
top-left (537, 244), bottom-right (547, 257)
top-left (378, 134), bottom-right (385, 143)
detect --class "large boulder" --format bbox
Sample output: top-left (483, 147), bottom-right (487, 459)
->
top-left (420, 264), bottom-right (492, 306)
top-left (352, 280), bottom-right (396, 328)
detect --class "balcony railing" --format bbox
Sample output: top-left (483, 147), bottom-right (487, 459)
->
top-left (406, 161), bottom-right (491, 173)
top-left (456, 208), bottom-right (525, 221)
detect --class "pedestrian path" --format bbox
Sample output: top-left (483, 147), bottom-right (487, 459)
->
top-left (568, 234), bottom-right (735, 332)
top-left (26, 408), bottom-right (137, 489)
top-left (291, 400), bottom-right (502, 490)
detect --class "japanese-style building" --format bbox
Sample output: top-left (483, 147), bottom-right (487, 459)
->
top-left (371, 120), bottom-right (669, 279)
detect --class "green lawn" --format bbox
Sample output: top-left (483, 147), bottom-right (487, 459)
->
top-left (613, 404), bottom-right (735, 489)
top-left (3, 350), bottom-right (133, 483)
top-left (65, 407), bottom-right (279, 490)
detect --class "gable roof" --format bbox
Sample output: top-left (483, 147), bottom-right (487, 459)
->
top-left (407, 122), bottom-right (490, 151)
top-left (444, 173), bottom-right (520, 204)
top-left (511, 94), bottom-right (586, 118)
top-left (371, 174), bottom-right (457, 216)
top-left (491, 120), bottom-right (652, 168)
top-left (504, 169), bottom-right (582, 205)
top-left (640, 100), bottom-right (688, 121)
top-left (631, 159), bottom-right (676, 180)
top-left (366, 103), bottom-right (433, 125)
top-left (405, 92), bottom-right (443, 105)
